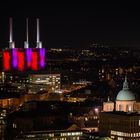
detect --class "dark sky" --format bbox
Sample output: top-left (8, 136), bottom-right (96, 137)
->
top-left (0, 1), bottom-right (140, 49)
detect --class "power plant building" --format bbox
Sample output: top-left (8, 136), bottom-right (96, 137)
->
top-left (3, 18), bottom-right (46, 72)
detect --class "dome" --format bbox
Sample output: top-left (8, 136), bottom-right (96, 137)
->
top-left (116, 89), bottom-right (135, 101)
top-left (116, 76), bottom-right (135, 101)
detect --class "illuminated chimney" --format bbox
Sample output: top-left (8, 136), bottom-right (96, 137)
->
top-left (24, 18), bottom-right (29, 48)
top-left (36, 18), bottom-right (42, 48)
top-left (9, 17), bottom-right (15, 48)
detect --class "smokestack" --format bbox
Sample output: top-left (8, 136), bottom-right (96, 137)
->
top-left (9, 17), bottom-right (12, 42)
top-left (24, 18), bottom-right (29, 48)
top-left (26, 18), bottom-right (29, 43)
top-left (36, 18), bottom-right (42, 48)
top-left (37, 18), bottom-right (39, 42)
top-left (9, 17), bottom-right (15, 48)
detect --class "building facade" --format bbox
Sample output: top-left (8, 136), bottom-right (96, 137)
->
top-left (100, 76), bottom-right (140, 140)
top-left (29, 74), bottom-right (61, 91)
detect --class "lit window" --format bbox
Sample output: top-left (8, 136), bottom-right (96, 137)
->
top-left (13, 123), bottom-right (17, 128)
top-left (139, 120), bottom-right (140, 126)
top-left (118, 137), bottom-right (123, 140)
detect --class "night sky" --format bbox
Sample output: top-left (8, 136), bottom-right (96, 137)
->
top-left (0, 1), bottom-right (140, 49)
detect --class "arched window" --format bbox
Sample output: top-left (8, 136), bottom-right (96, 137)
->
top-left (126, 105), bottom-right (132, 112)
top-left (119, 104), bottom-right (123, 111)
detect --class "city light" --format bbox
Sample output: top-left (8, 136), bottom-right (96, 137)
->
top-left (94, 108), bottom-right (99, 114)
top-left (3, 51), bottom-right (11, 71)
top-left (26, 48), bottom-right (32, 68)
top-left (17, 51), bottom-right (24, 71)
top-left (12, 48), bottom-right (18, 69)
top-left (3, 48), bottom-right (46, 71)
top-left (39, 48), bottom-right (45, 68)
top-left (32, 51), bottom-right (38, 70)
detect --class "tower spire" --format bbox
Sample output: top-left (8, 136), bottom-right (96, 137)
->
top-left (123, 75), bottom-right (129, 90)
top-left (107, 96), bottom-right (110, 102)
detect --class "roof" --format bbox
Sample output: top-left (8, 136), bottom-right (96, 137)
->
top-left (101, 111), bottom-right (140, 116)
top-left (116, 89), bottom-right (135, 101)
top-left (116, 76), bottom-right (135, 101)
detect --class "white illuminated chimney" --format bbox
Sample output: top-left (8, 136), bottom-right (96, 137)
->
top-left (36, 18), bottom-right (42, 48)
top-left (24, 18), bottom-right (29, 48)
top-left (9, 17), bottom-right (15, 48)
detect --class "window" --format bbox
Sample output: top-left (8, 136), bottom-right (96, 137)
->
top-left (119, 104), bottom-right (123, 111)
top-left (118, 137), bottom-right (123, 140)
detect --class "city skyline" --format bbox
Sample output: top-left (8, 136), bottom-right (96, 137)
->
top-left (1, 2), bottom-right (140, 140)
top-left (0, 2), bottom-right (140, 49)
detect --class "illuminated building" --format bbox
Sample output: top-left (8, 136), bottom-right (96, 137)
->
top-left (0, 83), bottom-right (26, 110)
top-left (3, 48), bottom-right (46, 71)
top-left (6, 100), bottom-right (97, 139)
top-left (29, 74), bottom-right (61, 91)
top-left (100, 76), bottom-right (140, 139)
top-left (115, 76), bottom-right (136, 112)
top-left (3, 51), bottom-right (11, 71)
top-left (98, 65), bottom-right (135, 82)
top-left (103, 76), bottom-right (140, 112)
top-left (100, 112), bottom-right (140, 139)
top-left (103, 97), bottom-right (114, 112)
top-left (2, 18), bottom-right (46, 72)
top-left (0, 110), bottom-right (7, 140)
top-left (15, 130), bottom-right (87, 140)
top-left (69, 107), bottom-right (100, 133)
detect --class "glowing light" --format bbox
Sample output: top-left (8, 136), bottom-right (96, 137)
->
top-left (3, 51), bottom-right (11, 71)
top-left (32, 51), bottom-right (38, 70)
top-left (3, 48), bottom-right (46, 72)
top-left (12, 48), bottom-right (18, 69)
top-left (39, 48), bottom-right (45, 68)
top-left (94, 108), bottom-right (99, 114)
top-left (26, 48), bottom-right (32, 68)
top-left (18, 51), bottom-right (24, 71)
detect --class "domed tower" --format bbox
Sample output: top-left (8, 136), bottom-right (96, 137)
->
top-left (103, 96), bottom-right (114, 112)
top-left (116, 76), bottom-right (136, 112)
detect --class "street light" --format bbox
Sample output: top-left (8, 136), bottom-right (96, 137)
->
top-left (94, 108), bottom-right (99, 114)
